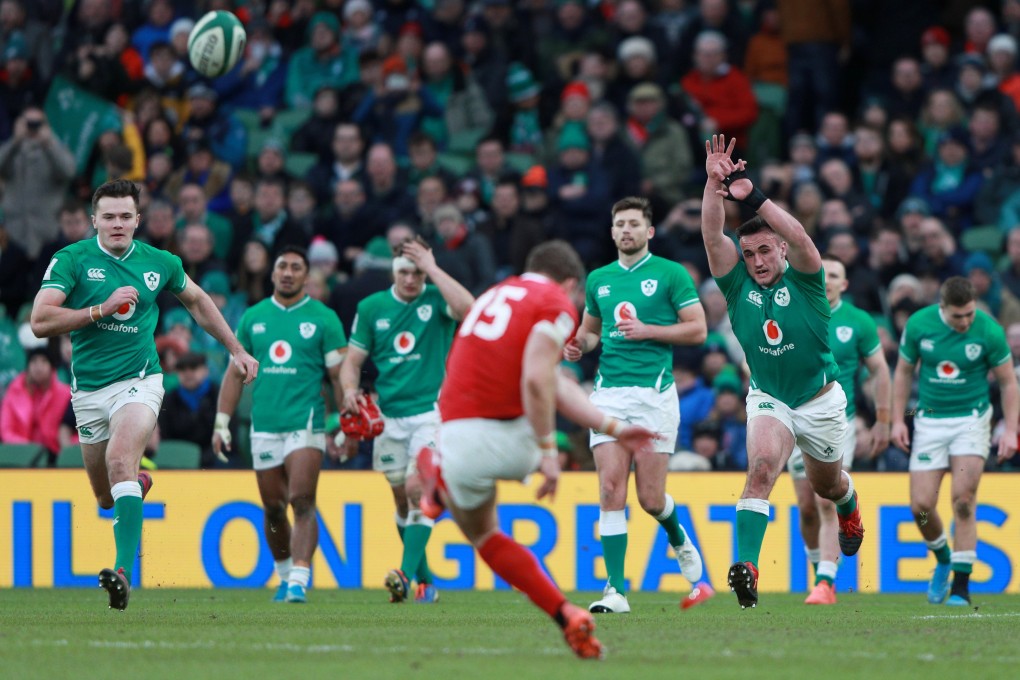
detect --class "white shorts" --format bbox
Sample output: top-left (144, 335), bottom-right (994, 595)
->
top-left (747, 383), bottom-right (847, 465)
top-left (589, 386), bottom-right (679, 453)
top-left (251, 428), bottom-right (326, 471)
top-left (787, 421), bottom-right (857, 480)
top-left (373, 409), bottom-right (439, 479)
top-left (439, 417), bottom-right (541, 510)
top-left (71, 374), bottom-right (165, 444)
top-left (909, 410), bottom-right (991, 472)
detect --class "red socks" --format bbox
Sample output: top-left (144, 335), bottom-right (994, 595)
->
top-left (478, 531), bottom-right (566, 619)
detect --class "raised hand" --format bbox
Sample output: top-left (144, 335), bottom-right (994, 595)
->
top-left (705, 134), bottom-right (736, 179)
top-left (101, 286), bottom-right (139, 317)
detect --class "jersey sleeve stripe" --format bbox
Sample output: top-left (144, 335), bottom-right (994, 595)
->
top-left (349, 339), bottom-right (368, 351)
top-left (324, 349), bottom-right (344, 367)
top-left (865, 343), bottom-right (881, 357)
top-left (533, 320), bottom-right (567, 347)
top-left (897, 350), bottom-right (915, 364)
top-left (994, 353), bottom-right (1012, 366)
top-left (677, 297), bottom-right (701, 309)
top-left (39, 283), bottom-right (65, 290)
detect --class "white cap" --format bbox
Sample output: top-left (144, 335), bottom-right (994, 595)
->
top-left (344, 0), bottom-right (373, 20)
top-left (617, 36), bottom-right (656, 63)
top-left (988, 33), bottom-right (1018, 55)
top-left (170, 18), bottom-right (195, 39)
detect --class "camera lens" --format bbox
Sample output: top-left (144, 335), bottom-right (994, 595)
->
top-left (26, 119), bottom-right (43, 130)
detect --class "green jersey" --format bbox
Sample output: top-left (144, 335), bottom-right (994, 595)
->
top-left (350, 285), bottom-right (456, 418)
top-left (585, 253), bottom-right (700, 391)
top-left (39, 238), bottom-right (187, 392)
top-left (829, 300), bottom-right (882, 419)
top-left (716, 262), bottom-right (838, 408)
top-left (236, 295), bottom-right (347, 432)
top-left (898, 305), bottom-right (1010, 418)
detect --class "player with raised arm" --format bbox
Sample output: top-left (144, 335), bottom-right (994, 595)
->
top-left (30, 179), bottom-right (258, 611)
top-left (892, 276), bottom-right (1018, 606)
top-left (213, 246), bottom-right (348, 604)
top-left (563, 196), bottom-right (711, 614)
top-left (340, 236), bottom-right (474, 604)
top-left (787, 255), bottom-right (891, 605)
top-left (417, 240), bottom-right (661, 659)
top-left (700, 136), bottom-right (865, 609)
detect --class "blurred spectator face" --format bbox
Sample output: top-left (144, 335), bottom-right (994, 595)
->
top-left (258, 146), bottom-right (285, 176)
top-left (0, 0), bottom-right (25, 31)
top-left (188, 94), bottom-right (216, 120)
top-left (820, 113), bottom-right (849, 146)
top-left (700, 0), bottom-right (729, 24)
top-left (187, 147), bottom-right (213, 175)
top-left (714, 391), bottom-right (741, 417)
top-left (1007, 322), bottom-right (1020, 359)
top-left (958, 63), bottom-right (985, 93)
top-left (177, 360), bottom-right (209, 390)
top-left (462, 25), bottom-right (486, 56)
top-left (476, 140), bottom-right (504, 176)
top-left (311, 22), bottom-right (337, 52)
top-left (417, 177), bottom-right (446, 215)
top-left (1007, 0), bottom-right (1020, 20)
top-left (861, 101), bottom-right (888, 130)
top-left (288, 185), bottom-right (316, 219)
top-left (826, 233), bottom-right (857, 268)
top-left (454, 180), bottom-right (481, 214)
top-left (616, 1), bottom-right (646, 31)
top-left (148, 0), bottom-right (173, 27)
top-left (562, 90), bottom-right (590, 121)
top-left (26, 353), bottom-right (53, 387)
top-left (333, 124), bottom-right (364, 165)
top-left (79, 0), bottom-right (111, 26)
top-left (887, 119), bottom-right (917, 155)
top-left (334, 179), bottom-right (365, 213)
top-left (145, 202), bottom-right (175, 240)
top-left (587, 106), bottom-right (617, 143)
top-left (820, 199), bottom-right (852, 228)
top-left (387, 223), bottom-right (416, 250)
top-left (1008, 228), bottom-right (1020, 265)
top-left (927, 90), bottom-right (961, 126)
top-left (989, 43), bottom-right (1018, 76)
top-left (434, 0), bottom-right (464, 23)
top-left (628, 95), bottom-right (662, 124)
top-left (254, 182), bottom-right (285, 220)
top-left (557, 1), bottom-right (585, 30)
top-left (180, 225), bottom-right (214, 264)
top-left (819, 159), bottom-right (853, 195)
top-left (313, 88), bottom-right (339, 118)
top-left (966, 7), bottom-right (996, 49)
top-left (919, 218), bottom-right (950, 259)
top-left (922, 36), bottom-right (949, 68)
top-left (790, 138), bottom-right (817, 166)
top-left (151, 154), bottom-right (173, 187)
top-left (892, 58), bottom-right (922, 93)
top-left (396, 31), bottom-right (423, 63)
top-left (145, 118), bottom-right (173, 150)
top-left (422, 43), bottom-right (452, 81)
top-left (969, 107), bottom-right (999, 142)
top-left (522, 187), bottom-right (548, 213)
top-left (436, 215), bottom-right (462, 241)
top-left (492, 184), bottom-right (519, 218)
top-left (104, 23), bottom-right (130, 54)
top-left (692, 431), bottom-right (720, 459)
top-left (59, 207), bottom-right (91, 241)
top-left (870, 229), bottom-right (902, 267)
top-left (559, 146), bottom-right (589, 170)
top-left (178, 184), bottom-right (207, 221)
top-left (792, 183), bottom-right (823, 216)
top-left (230, 177), bottom-right (255, 210)
top-left (622, 53), bottom-right (654, 79)
top-left (969, 267), bottom-right (992, 297)
top-left (937, 138), bottom-right (968, 166)
top-left (304, 270), bottom-right (329, 302)
top-left (700, 286), bottom-right (727, 328)
top-left (243, 240), bottom-right (270, 274)
top-left (367, 144), bottom-right (397, 184)
top-left (853, 126), bottom-right (883, 162)
top-left (694, 34), bottom-right (727, 76)
top-left (409, 138), bottom-right (437, 171)
top-left (579, 51), bottom-right (609, 81)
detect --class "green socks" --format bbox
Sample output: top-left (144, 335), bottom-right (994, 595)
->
top-left (926, 534), bottom-right (952, 565)
top-left (736, 499), bottom-right (770, 568)
top-left (654, 494), bottom-right (686, 548)
top-left (111, 481), bottom-right (143, 581)
top-left (396, 515), bottom-right (434, 584)
top-left (599, 509), bottom-right (628, 594)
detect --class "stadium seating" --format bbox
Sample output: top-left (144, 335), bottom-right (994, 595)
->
top-left (0, 443), bottom-right (46, 468)
top-left (156, 440), bottom-right (201, 469)
top-left (961, 225), bottom-right (1003, 258)
top-left (56, 445), bottom-right (84, 468)
top-left (747, 82), bottom-right (787, 167)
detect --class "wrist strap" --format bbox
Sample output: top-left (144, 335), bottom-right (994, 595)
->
top-left (215, 412), bottom-right (231, 430)
top-left (89, 305), bottom-right (102, 322)
top-left (537, 432), bottom-right (558, 458)
top-left (599, 417), bottom-right (622, 438)
top-left (721, 168), bottom-right (768, 211)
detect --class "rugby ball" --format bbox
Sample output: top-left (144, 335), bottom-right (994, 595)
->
top-left (187, 11), bottom-right (246, 78)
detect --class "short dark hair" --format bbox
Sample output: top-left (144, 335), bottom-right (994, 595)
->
top-left (525, 240), bottom-right (585, 283)
top-left (735, 215), bottom-right (775, 239)
top-left (940, 276), bottom-right (975, 307)
top-left (611, 196), bottom-right (653, 224)
top-left (408, 131), bottom-right (437, 150)
top-left (58, 198), bottom-right (87, 218)
top-left (92, 179), bottom-right (141, 214)
top-left (276, 245), bottom-right (309, 270)
top-left (256, 175), bottom-right (287, 194)
top-left (175, 351), bottom-right (207, 370)
top-left (820, 253), bottom-right (844, 264)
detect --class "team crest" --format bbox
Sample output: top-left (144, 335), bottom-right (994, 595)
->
top-left (143, 271), bottom-right (160, 291)
top-left (965, 343), bottom-right (982, 361)
top-left (640, 279), bottom-right (658, 296)
top-left (774, 287), bottom-right (790, 307)
top-left (417, 304), bottom-right (433, 322)
top-left (299, 322), bottom-right (316, 339)
top-left (836, 326), bottom-right (853, 343)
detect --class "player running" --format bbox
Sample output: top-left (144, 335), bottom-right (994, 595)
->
top-left (892, 276), bottom-right (1018, 606)
top-left (213, 246), bottom-right (348, 604)
top-left (563, 196), bottom-right (711, 614)
top-left (787, 255), bottom-right (891, 605)
top-left (418, 240), bottom-right (660, 659)
top-left (30, 179), bottom-right (258, 610)
top-left (700, 136), bottom-right (866, 609)
top-left (340, 236), bottom-right (473, 604)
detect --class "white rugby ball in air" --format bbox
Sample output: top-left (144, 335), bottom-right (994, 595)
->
top-left (188, 10), bottom-right (247, 78)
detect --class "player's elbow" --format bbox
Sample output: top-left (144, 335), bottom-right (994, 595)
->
top-left (689, 324), bottom-right (707, 344)
top-left (29, 310), bottom-right (55, 338)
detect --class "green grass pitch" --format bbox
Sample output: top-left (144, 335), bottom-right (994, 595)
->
top-left (2, 589), bottom-right (1018, 680)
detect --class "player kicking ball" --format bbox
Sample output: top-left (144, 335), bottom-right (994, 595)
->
top-left (31, 180), bottom-right (258, 610)
top-left (418, 241), bottom-right (661, 660)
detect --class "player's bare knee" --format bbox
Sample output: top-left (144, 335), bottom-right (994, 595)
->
top-left (636, 491), bottom-right (663, 516)
top-left (952, 497), bottom-right (974, 520)
top-left (800, 504), bottom-right (820, 528)
top-left (265, 501), bottom-right (288, 524)
top-left (290, 494), bottom-right (316, 518)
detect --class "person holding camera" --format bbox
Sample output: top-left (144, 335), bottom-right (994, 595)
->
top-left (0, 107), bottom-right (76, 260)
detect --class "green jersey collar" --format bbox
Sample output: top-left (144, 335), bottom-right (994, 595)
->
top-left (831, 299), bottom-right (843, 313)
top-left (271, 294), bottom-right (311, 312)
top-left (389, 285), bottom-right (424, 305)
top-left (616, 252), bottom-right (652, 272)
top-left (95, 238), bottom-right (136, 261)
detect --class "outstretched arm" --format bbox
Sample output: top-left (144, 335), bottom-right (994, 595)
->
top-left (177, 276), bottom-right (258, 384)
top-left (701, 135), bottom-right (740, 278)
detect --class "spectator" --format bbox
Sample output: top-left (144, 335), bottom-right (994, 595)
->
top-left (307, 237), bottom-right (343, 293)
top-left (915, 217), bottom-right (965, 281)
top-left (424, 0), bottom-right (467, 57)
top-left (406, 132), bottom-right (457, 193)
top-left (247, 176), bottom-right (308, 255)
top-left (868, 224), bottom-right (913, 290)
top-left (413, 175), bottom-right (449, 236)
top-left (547, 122), bottom-right (612, 267)
top-left (158, 352), bottom-right (220, 469)
top-left (624, 82), bottom-right (692, 211)
top-left (291, 87), bottom-right (342, 161)
top-left (0, 223), bottom-right (28, 319)
top-left (542, 79), bottom-right (594, 164)
top-left (605, 36), bottom-right (662, 114)
top-left (429, 203), bottom-right (496, 294)
top-left (1002, 228), bottom-right (1020, 299)
top-left (967, 102), bottom-right (1010, 176)
top-left (305, 122), bottom-right (366, 206)
top-left (235, 239), bottom-right (272, 306)
top-left (743, 0), bottom-right (787, 86)
top-left (212, 17), bottom-right (287, 120)
top-left (285, 11), bottom-right (360, 109)
top-left (976, 132), bottom-right (1020, 230)
top-left (886, 57), bottom-right (925, 120)
top-left (825, 228), bottom-right (883, 313)
top-left (706, 366), bottom-right (748, 470)
top-left (477, 178), bottom-right (546, 279)
top-left (465, 136), bottom-right (518, 206)
top-left (336, 48), bottom-right (384, 122)
top-left (164, 140), bottom-right (233, 214)
top-left (657, 197), bottom-right (711, 280)
top-left (852, 123), bottom-right (911, 220)
top-left (0, 346), bottom-right (70, 459)
top-left (461, 13), bottom-right (508, 112)
top-left (0, 0), bottom-right (54, 82)
top-left (353, 54), bottom-right (442, 158)
top-left (586, 101), bottom-right (641, 201)
top-left (818, 158), bottom-right (874, 237)
top-left (920, 26), bottom-right (954, 91)
top-left (285, 180), bottom-right (317, 236)
top-left (362, 142), bottom-right (416, 225)
top-left (253, 138), bottom-right (293, 186)
top-left (989, 33), bottom-right (1020, 114)
top-left (481, 0), bottom-right (531, 67)
top-left (139, 198), bottom-right (177, 255)
top-left (314, 178), bottom-right (386, 271)
top-left (31, 199), bottom-right (92, 286)
top-left (178, 223), bottom-right (225, 284)
top-left (680, 31), bottom-right (758, 153)
top-left (175, 182), bottom-right (234, 262)
top-left (534, 0), bottom-right (608, 83)
top-left (675, 0), bottom-right (749, 83)
top-left (814, 111), bottom-right (855, 167)
top-left (342, 0), bottom-right (384, 55)
top-left (180, 84), bottom-right (247, 171)
top-left (141, 41), bottom-right (188, 118)
top-left (0, 32), bottom-right (45, 134)
top-left (788, 131), bottom-right (818, 184)
top-left (223, 174), bottom-right (255, 268)
top-left (965, 251), bottom-right (1020, 328)
top-left (0, 107), bottom-right (75, 259)
top-left (131, 0), bottom-right (174, 66)
top-left (896, 196), bottom-right (931, 259)
top-left (65, 22), bottom-right (140, 103)
top-left (519, 164), bottom-right (554, 233)
top-left (673, 345), bottom-right (713, 452)
top-left (419, 41), bottom-right (493, 149)
top-left (952, 54), bottom-right (1015, 127)
top-left (885, 116), bottom-right (926, 185)
top-left (964, 6), bottom-right (997, 55)
top-left (490, 62), bottom-right (544, 157)
top-left (909, 126), bottom-right (984, 233)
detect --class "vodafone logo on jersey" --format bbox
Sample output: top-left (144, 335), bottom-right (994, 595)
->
top-left (269, 340), bottom-right (292, 364)
top-left (936, 360), bottom-right (960, 379)
top-left (613, 301), bottom-right (638, 324)
top-left (394, 331), bottom-right (416, 355)
top-left (112, 302), bottom-right (136, 321)
top-left (762, 319), bottom-right (783, 346)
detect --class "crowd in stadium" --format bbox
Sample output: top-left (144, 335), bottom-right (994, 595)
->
top-left (3, 0), bottom-right (1020, 473)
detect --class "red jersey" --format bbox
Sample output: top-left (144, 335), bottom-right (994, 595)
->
top-left (440, 274), bottom-right (578, 421)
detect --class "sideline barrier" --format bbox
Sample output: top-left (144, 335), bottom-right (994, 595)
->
top-left (2, 472), bottom-right (1017, 593)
